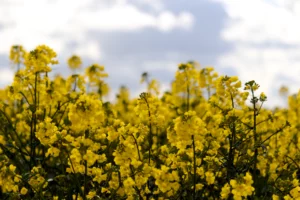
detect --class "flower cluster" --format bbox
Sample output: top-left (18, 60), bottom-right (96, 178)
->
top-left (0, 45), bottom-right (298, 200)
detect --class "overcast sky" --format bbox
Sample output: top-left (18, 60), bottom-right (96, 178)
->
top-left (0, 0), bottom-right (300, 107)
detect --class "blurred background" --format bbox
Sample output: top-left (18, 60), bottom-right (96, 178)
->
top-left (0, 0), bottom-right (299, 107)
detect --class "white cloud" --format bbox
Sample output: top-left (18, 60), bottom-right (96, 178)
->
top-left (157, 11), bottom-right (194, 32)
top-left (142, 60), bottom-right (179, 72)
top-left (0, 68), bottom-right (14, 87)
top-left (213, 0), bottom-right (300, 107)
top-left (218, 45), bottom-right (300, 106)
top-left (137, 0), bottom-right (164, 11)
top-left (0, 0), bottom-right (194, 60)
top-left (215, 0), bottom-right (300, 44)
top-left (73, 41), bottom-right (103, 61)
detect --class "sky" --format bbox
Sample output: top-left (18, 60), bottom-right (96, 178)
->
top-left (0, 0), bottom-right (299, 107)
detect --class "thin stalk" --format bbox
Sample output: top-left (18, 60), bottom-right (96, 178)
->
top-left (29, 72), bottom-right (39, 168)
top-left (184, 70), bottom-right (190, 112)
top-left (227, 93), bottom-right (236, 181)
top-left (0, 109), bottom-right (30, 156)
top-left (67, 151), bottom-right (85, 198)
top-left (130, 133), bottom-right (141, 161)
top-left (73, 76), bottom-right (77, 92)
top-left (84, 160), bottom-right (87, 200)
top-left (140, 93), bottom-right (154, 199)
top-left (192, 135), bottom-right (196, 200)
top-left (142, 96), bottom-right (152, 164)
top-left (129, 164), bottom-right (143, 199)
top-left (251, 89), bottom-right (258, 188)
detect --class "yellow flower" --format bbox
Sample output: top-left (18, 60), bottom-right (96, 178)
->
top-left (101, 187), bottom-right (110, 193)
top-left (25, 45), bottom-right (58, 73)
top-left (83, 150), bottom-right (99, 167)
top-left (86, 191), bottom-right (96, 199)
top-left (68, 94), bottom-right (104, 132)
top-left (20, 187), bottom-right (28, 195)
top-left (9, 164), bottom-right (16, 172)
top-left (68, 55), bottom-right (82, 70)
top-left (10, 45), bottom-right (27, 66)
top-left (220, 183), bottom-right (231, 199)
top-left (260, 92), bottom-right (267, 101)
top-left (243, 172), bottom-right (253, 185)
top-left (46, 147), bottom-right (60, 157)
top-left (86, 64), bottom-right (108, 82)
top-left (196, 183), bottom-right (204, 190)
top-left (0, 135), bottom-right (5, 145)
top-left (205, 171), bottom-right (215, 185)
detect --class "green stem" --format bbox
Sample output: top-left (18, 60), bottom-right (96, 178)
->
top-left (130, 133), bottom-right (141, 161)
top-left (73, 76), bottom-right (77, 92)
top-left (67, 151), bottom-right (85, 198)
top-left (192, 135), bottom-right (196, 200)
top-left (227, 93), bottom-right (236, 181)
top-left (251, 89), bottom-right (258, 188)
top-left (84, 160), bottom-right (87, 200)
top-left (142, 96), bottom-right (152, 164)
top-left (184, 70), bottom-right (190, 112)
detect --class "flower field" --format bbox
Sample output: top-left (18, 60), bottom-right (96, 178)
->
top-left (0, 45), bottom-right (299, 199)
